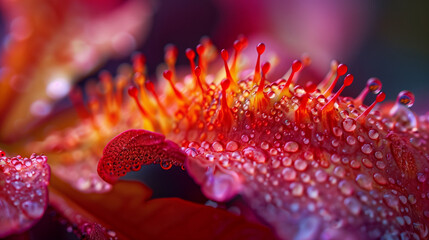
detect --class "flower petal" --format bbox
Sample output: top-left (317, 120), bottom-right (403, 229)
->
top-left (0, 153), bottom-right (50, 238)
top-left (98, 129), bottom-right (187, 184)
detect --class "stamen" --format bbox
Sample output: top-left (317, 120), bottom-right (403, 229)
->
top-left (196, 44), bottom-right (206, 76)
top-left (257, 61), bottom-right (271, 94)
top-left (318, 60), bottom-right (338, 92)
top-left (128, 86), bottom-right (148, 116)
top-left (145, 81), bottom-right (169, 115)
top-left (253, 43), bottom-right (265, 84)
top-left (323, 63), bottom-right (348, 96)
top-left (231, 36), bottom-right (248, 76)
top-left (132, 53), bottom-right (146, 73)
top-left (163, 70), bottom-right (185, 101)
top-left (355, 78), bottom-right (382, 106)
top-left (221, 49), bottom-right (234, 83)
top-left (186, 48), bottom-right (196, 75)
top-left (69, 87), bottom-right (91, 120)
top-left (194, 66), bottom-right (204, 95)
top-left (280, 60), bottom-right (302, 96)
top-left (321, 73), bottom-right (354, 112)
top-left (164, 44), bottom-right (178, 82)
top-left (356, 92), bottom-right (385, 122)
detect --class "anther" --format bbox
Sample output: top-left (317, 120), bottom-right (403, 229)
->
top-left (356, 92), bottom-right (385, 122)
top-left (323, 63), bottom-right (347, 96)
top-left (128, 86), bottom-right (148, 116)
top-left (253, 43), bottom-right (265, 84)
top-left (163, 70), bottom-right (185, 101)
top-left (280, 60), bottom-right (302, 96)
top-left (221, 49), bottom-right (234, 83)
top-left (194, 66), bottom-right (204, 94)
top-left (321, 73), bottom-right (353, 112)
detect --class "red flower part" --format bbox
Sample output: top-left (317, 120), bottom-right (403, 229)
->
top-left (90, 37), bottom-right (428, 239)
top-left (0, 151), bottom-right (50, 238)
top-left (98, 129), bottom-right (186, 184)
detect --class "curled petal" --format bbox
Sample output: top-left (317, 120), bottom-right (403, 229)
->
top-left (98, 129), bottom-right (186, 184)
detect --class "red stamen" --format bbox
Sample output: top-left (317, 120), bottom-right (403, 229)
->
top-left (145, 81), bottom-right (168, 115)
top-left (194, 66), bottom-right (204, 94)
top-left (163, 70), bottom-right (185, 101)
top-left (221, 49), bottom-right (234, 83)
top-left (280, 60), bottom-right (302, 96)
top-left (132, 53), bottom-right (146, 73)
top-left (318, 60), bottom-right (338, 91)
top-left (356, 92), bottom-right (386, 122)
top-left (253, 43), bottom-right (265, 84)
top-left (321, 73), bottom-right (354, 112)
top-left (323, 63), bottom-right (348, 96)
top-left (258, 61), bottom-right (271, 93)
top-left (164, 44), bottom-right (178, 82)
top-left (355, 78), bottom-right (382, 106)
top-left (186, 48), bottom-right (196, 75)
top-left (128, 86), bottom-right (148, 116)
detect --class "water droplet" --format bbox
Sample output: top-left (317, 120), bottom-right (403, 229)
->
top-left (290, 182), bottom-right (304, 196)
top-left (361, 144), bottom-right (373, 154)
top-left (356, 174), bottom-right (373, 190)
top-left (330, 154), bottom-right (340, 164)
top-left (338, 180), bottom-right (354, 196)
top-left (332, 127), bottom-right (343, 137)
top-left (344, 197), bottom-right (361, 215)
top-left (373, 173), bottom-right (387, 185)
top-left (243, 162), bottom-right (255, 175)
top-left (212, 141), bottom-right (224, 152)
top-left (383, 194), bottom-right (399, 210)
top-left (368, 129), bottom-right (379, 140)
top-left (160, 160), bottom-right (172, 170)
top-left (294, 159), bottom-right (308, 171)
top-left (284, 141), bottom-right (299, 153)
top-left (342, 118), bottom-right (356, 132)
top-left (242, 147), bottom-right (266, 163)
top-left (226, 141), bottom-right (238, 151)
top-left (282, 168), bottom-right (297, 181)
top-left (241, 135), bottom-right (249, 143)
top-left (306, 186), bottom-right (319, 199)
top-left (362, 158), bottom-right (373, 168)
top-left (333, 166), bottom-right (346, 178)
top-left (397, 90), bottom-right (415, 107)
top-left (260, 141), bottom-right (270, 150)
top-left (315, 170), bottom-right (328, 182)
top-left (417, 173), bottom-right (427, 183)
top-left (21, 200), bottom-right (44, 219)
top-left (346, 136), bottom-right (356, 145)
top-left (282, 156), bottom-right (292, 166)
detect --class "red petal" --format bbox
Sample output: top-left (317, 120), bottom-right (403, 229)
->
top-left (0, 153), bottom-right (50, 238)
top-left (50, 176), bottom-right (276, 239)
top-left (98, 129), bottom-right (187, 184)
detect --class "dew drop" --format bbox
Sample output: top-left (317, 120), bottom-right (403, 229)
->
top-left (397, 90), bottom-right (415, 107)
top-left (342, 118), bottom-right (356, 132)
top-left (344, 197), bottom-right (361, 215)
top-left (315, 170), bottom-right (328, 182)
top-left (290, 182), bottom-right (304, 196)
top-left (212, 141), bottom-right (224, 152)
top-left (338, 180), bottom-right (354, 196)
top-left (294, 159), bottom-right (308, 171)
top-left (361, 144), bottom-right (373, 154)
top-left (284, 141), bottom-right (299, 153)
top-left (373, 173), bottom-right (387, 185)
top-left (282, 168), bottom-right (297, 181)
top-left (356, 174), bottom-right (373, 190)
top-left (225, 141), bottom-right (238, 151)
top-left (21, 200), bottom-right (44, 219)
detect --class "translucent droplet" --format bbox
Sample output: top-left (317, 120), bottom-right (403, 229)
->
top-left (290, 182), bottom-right (304, 196)
top-left (225, 141), bottom-right (238, 151)
top-left (356, 174), bottom-right (373, 190)
top-left (21, 200), bottom-right (44, 219)
top-left (397, 90), bottom-right (415, 107)
top-left (342, 118), bottom-right (356, 132)
top-left (284, 141), bottom-right (299, 153)
top-left (211, 141), bottom-right (224, 152)
top-left (282, 168), bottom-right (297, 181)
top-left (294, 159), bottom-right (308, 171)
top-left (344, 197), bottom-right (361, 215)
top-left (373, 173), bottom-right (387, 185)
top-left (315, 170), bottom-right (328, 182)
top-left (338, 180), bottom-right (354, 196)
top-left (361, 144), bottom-right (373, 154)
top-left (367, 77), bottom-right (382, 94)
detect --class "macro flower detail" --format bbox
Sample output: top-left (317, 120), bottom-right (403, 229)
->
top-left (95, 38), bottom-right (429, 239)
top-left (0, 150), bottom-right (50, 238)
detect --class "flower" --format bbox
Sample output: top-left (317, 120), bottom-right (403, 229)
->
top-left (95, 38), bottom-right (429, 239)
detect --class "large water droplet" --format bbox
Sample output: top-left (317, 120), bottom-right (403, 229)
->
top-left (21, 200), bottom-right (44, 219)
top-left (397, 90), bottom-right (415, 107)
top-left (344, 197), bottom-right (361, 215)
top-left (282, 168), bottom-right (297, 181)
top-left (284, 141), bottom-right (299, 153)
top-left (338, 180), bottom-right (354, 196)
top-left (356, 174), bottom-right (373, 190)
top-left (342, 118), bottom-right (356, 132)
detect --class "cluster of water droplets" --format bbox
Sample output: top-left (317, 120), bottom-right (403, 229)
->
top-left (0, 151), bottom-right (50, 237)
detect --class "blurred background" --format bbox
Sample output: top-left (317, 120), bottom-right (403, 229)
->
top-left (0, 0), bottom-right (428, 238)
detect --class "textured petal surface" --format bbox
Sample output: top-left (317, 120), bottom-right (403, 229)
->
top-left (0, 153), bottom-right (50, 238)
